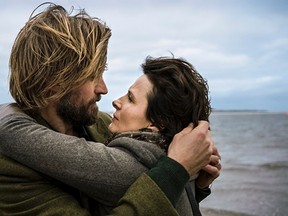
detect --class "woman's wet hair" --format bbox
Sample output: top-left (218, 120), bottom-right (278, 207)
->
top-left (142, 56), bottom-right (211, 149)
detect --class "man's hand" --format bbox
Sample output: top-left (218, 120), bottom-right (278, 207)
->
top-left (167, 121), bottom-right (213, 176)
top-left (196, 146), bottom-right (222, 189)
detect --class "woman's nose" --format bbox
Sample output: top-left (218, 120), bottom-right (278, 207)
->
top-left (112, 99), bottom-right (121, 110)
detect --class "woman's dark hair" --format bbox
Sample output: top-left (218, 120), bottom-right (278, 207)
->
top-left (142, 56), bottom-right (211, 148)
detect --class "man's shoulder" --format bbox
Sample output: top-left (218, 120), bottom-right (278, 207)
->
top-left (97, 111), bottom-right (112, 123)
top-left (0, 103), bottom-right (22, 117)
top-left (0, 103), bottom-right (36, 125)
top-left (85, 111), bottom-right (112, 143)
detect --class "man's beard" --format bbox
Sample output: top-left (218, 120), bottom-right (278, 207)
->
top-left (56, 93), bottom-right (99, 126)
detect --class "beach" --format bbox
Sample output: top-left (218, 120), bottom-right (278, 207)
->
top-left (199, 112), bottom-right (288, 216)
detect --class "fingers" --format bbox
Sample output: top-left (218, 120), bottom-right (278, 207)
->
top-left (202, 163), bottom-right (221, 178)
top-left (167, 121), bottom-right (213, 176)
top-left (212, 145), bottom-right (221, 160)
top-left (209, 155), bottom-right (220, 166)
top-left (209, 154), bottom-right (222, 170)
top-left (196, 121), bottom-right (210, 131)
top-left (177, 123), bottom-right (194, 135)
top-left (176, 121), bottom-right (210, 137)
top-left (202, 155), bottom-right (222, 172)
top-left (196, 163), bottom-right (221, 189)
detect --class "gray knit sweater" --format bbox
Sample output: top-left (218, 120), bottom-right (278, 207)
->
top-left (0, 103), bottom-right (196, 215)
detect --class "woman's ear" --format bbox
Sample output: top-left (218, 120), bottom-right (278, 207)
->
top-left (147, 125), bottom-right (159, 132)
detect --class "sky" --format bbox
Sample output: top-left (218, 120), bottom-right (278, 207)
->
top-left (0, 0), bottom-right (287, 112)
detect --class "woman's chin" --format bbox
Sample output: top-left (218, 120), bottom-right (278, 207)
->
top-left (108, 124), bottom-right (116, 133)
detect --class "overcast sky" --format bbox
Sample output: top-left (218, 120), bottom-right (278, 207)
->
top-left (1, 0), bottom-right (287, 112)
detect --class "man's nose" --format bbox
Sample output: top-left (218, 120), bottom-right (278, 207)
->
top-left (95, 77), bottom-right (108, 95)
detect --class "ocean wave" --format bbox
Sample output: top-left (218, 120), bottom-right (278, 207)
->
top-left (258, 161), bottom-right (288, 169)
top-left (223, 161), bottom-right (288, 171)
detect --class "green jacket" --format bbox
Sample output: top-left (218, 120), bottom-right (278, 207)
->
top-left (0, 155), bottom-right (179, 216)
top-left (0, 154), bottom-right (91, 215)
top-left (0, 104), bottom-right (180, 216)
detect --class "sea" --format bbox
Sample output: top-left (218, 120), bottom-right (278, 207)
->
top-left (200, 112), bottom-right (288, 216)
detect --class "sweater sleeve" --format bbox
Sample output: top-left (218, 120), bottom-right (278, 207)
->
top-left (0, 104), bottom-right (183, 208)
top-left (0, 111), bottom-right (148, 205)
top-left (0, 103), bottom-right (196, 213)
top-left (195, 186), bottom-right (211, 203)
top-left (147, 156), bottom-right (190, 206)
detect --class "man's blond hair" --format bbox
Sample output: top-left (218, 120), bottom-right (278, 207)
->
top-left (9, 4), bottom-right (111, 112)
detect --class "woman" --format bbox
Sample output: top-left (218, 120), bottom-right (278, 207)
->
top-left (108, 56), bottom-right (210, 150)
top-left (0, 56), bottom-right (218, 215)
top-left (105, 56), bottom-right (211, 215)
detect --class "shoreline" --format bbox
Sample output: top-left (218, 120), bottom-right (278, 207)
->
top-left (200, 207), bottom-right (255, 216)
top-left (211, 111), bottom-right (287, 115)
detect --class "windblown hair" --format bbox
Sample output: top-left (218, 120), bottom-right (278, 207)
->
top-left (142, 56), bottom-right (211, 147)
top-left (9, 3), bottom-right (111, 112)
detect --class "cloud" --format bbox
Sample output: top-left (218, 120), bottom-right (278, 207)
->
top-left (210, 75), bottom-right (281, 95)
top-left (264, 38), bottom-right (288, 50)
top-left (0, 0), bottom-right (287, 111)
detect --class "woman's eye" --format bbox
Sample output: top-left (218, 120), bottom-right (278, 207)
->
top-left (128, 95), bottom-right (132, 102)
top-left (127, 93), bottom-right (133, 102)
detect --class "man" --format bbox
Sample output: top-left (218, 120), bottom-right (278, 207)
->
top-left (0, 3), bottom-right (220, 215)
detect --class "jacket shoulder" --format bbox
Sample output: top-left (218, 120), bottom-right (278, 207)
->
top-left (86, 111), bottom-right (112, 143)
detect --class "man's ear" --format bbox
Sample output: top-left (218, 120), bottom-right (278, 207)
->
top-left (147, 125), bottom-right (159, 132)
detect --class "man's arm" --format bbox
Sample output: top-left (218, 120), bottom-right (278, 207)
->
top-left (0, 107), bottom-right (156, 205)
top-left (0, 104), bottom-right (190, 205)
top-left (0, 103), bottom-right (215, 208)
